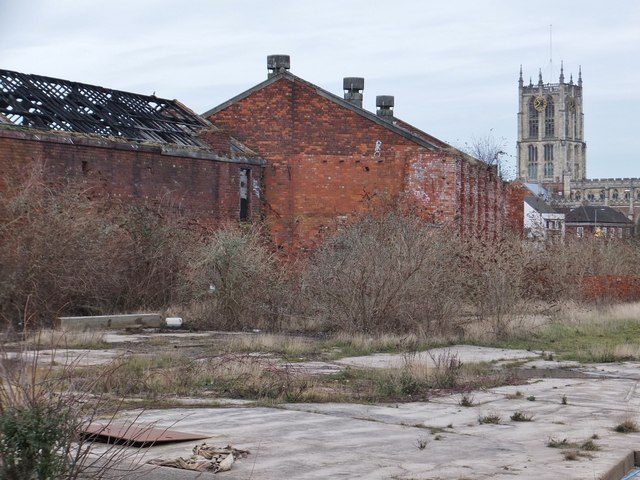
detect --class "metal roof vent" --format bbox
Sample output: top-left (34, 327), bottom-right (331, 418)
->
top-left (267, 55), bottom-right (290, 78)
top-left (343, 77), bottom-right (364, 108)
top-left (376, 95), bottom-right (394, 121)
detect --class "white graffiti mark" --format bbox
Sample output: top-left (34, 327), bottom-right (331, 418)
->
top-left (252, 178), bottom-right (261, 198)
top-left (413, 190), bottom-right (430, 203)
top-left (412, 164), bottom-right (426, 182)
top-left (374, 140), bottom-right (382, 157)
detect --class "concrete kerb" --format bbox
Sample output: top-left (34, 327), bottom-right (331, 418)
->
top-left (58, 313), bottom-right (163, 330)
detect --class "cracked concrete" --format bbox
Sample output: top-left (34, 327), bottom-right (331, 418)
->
top-left (90, 345), bottom-right (640, 479)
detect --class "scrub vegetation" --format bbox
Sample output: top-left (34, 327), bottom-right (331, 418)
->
top-left (3, 165), bottom-right (640, 338)
top-left (2, 166), bottom-right (640, 477)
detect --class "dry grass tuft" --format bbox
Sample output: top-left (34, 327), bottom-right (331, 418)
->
top-left (22, 329), bottom-right (108, 350)
top-left (614, 418), bottom-right (639, 433)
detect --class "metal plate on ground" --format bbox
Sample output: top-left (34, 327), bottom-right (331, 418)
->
top-left (82, 422), bottom-right (210, 447)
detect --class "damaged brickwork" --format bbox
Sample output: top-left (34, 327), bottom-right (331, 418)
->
top-left (206, 67), bottom-right (507, 250)
top-left (0, 126), bottom-right (264, 227)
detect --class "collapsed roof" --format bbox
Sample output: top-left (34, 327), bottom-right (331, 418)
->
top-left (0, 69), bottom-right (210, 148)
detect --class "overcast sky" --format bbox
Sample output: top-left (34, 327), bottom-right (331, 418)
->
top-left (1, 0), bottom-right (638, 179)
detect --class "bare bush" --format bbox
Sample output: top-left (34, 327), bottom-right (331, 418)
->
top-left (183, 225), bottom-right (286, 330)
top-left (0, 164), bottom-right (120, 327)
top-left (0, 162), bottom-right (199, 329)
top-left (303, 214), bottom-right (463, 335)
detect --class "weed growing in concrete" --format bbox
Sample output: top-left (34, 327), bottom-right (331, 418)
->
top-left (547, 438), bottom-right (577, 449)
top-left (478, 413), bottom-right (501, 425)
top-left (614, 419), bottom-right (639, 433)
top-left (580, 439), bottom-right (600, 451)
top-left (459, 394), bottom-right (474, 407)
top-left (428, 350), bottom-right (463, 389)
top-left (510, 411), bottom-right (533, 422)
top-left (548, 436), bottom-right (600, 460)
top-left (416, 437), bottom-right (428, 450)
top-left (526, 395), bottom-right (536, 401)
top-left (561, 394), bottom-right (568, 405)
top-left (505, 390), bottom-right (523, 400)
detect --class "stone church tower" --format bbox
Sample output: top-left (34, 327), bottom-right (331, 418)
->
top-left (517, 64), bottom-right (587, 196)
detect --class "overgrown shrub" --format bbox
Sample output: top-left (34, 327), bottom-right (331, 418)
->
top-left (0, 402), bottom-right (79, 479)
top-left (184, 225), bottom-right (285, 330)
top-left (0, 163), bottom-right (198, 329)
top-left (303, 214), bottom-right (463, 335)
top-left (0, 338), bottom-right (145, 479)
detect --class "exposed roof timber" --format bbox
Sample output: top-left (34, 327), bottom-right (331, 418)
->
top-left (0, 69), bottom-right (210, 148)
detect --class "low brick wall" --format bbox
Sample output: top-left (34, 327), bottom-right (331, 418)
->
top-left (582, 275), bottom-right (640, 302)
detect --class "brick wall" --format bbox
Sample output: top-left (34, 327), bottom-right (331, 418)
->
top-left (0, 127), bottom-right (264, 227)
top-left (208, 76), bottom-right (506, 249)
top-left (582, 275), bottom-right (640, 302)
top-left (505, 181), bottom-right (528, 235)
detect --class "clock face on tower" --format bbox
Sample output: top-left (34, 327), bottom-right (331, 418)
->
top-left (533, 95), bottom-right (547, 112)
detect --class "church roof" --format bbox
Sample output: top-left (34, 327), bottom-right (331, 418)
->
top-left (0, 69), bottom-right (210, 148)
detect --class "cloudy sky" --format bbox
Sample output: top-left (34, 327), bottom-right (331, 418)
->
top-left (1, 0), bottom-right (638, 179)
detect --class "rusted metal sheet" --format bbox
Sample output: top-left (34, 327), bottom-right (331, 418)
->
top-left (82, 422), bottom-right (210, 447)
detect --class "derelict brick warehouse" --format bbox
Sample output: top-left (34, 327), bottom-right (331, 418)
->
top-left (0, 69), bottom-right (265, 227)
top-left (205, 55), bottom-right (507, 250)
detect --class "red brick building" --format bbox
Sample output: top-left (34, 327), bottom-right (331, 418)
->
top-left (205, 55), bottom-right (507, 250)
top-left (0, 69), bottom-right (264, 227)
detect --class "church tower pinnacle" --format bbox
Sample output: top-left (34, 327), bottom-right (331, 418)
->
top-left (517, 64), bottom-right (587, 196)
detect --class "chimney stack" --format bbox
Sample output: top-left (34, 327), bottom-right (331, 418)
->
top-left (343, 77), bottom-right (364, 108)
top-left (267, 55), bottom-right (290, 78)
top-left (376, 95), bottom-right (394, 120)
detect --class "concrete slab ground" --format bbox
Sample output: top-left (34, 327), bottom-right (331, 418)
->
top-left (99, 370), bottom-right (640, 479)
top-left (7, 348), bottom-right (123, 366)
top-left (336, 345), bottom-right (539, 369)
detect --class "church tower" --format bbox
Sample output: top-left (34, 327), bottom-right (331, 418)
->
top-left (517, 63), bottom-right (587, 196)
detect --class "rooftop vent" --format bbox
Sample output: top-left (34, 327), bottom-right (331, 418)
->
top-left (343, 77), bottom-right (364, 108)
top-left (267, 55), bottom-right (290, 78)
top-left (376, 95), bottom-right (394, 121)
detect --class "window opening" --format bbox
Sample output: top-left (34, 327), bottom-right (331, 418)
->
top-left (528, 98), bottom-right (539, 138)
top-left (527, 145), bottom-right (538, 179)
top-left (544, 98), bottom-right (554, 137)
top-left (543, 144), bottom-right (553, 177)
top-left (239, 168), bottom-right (250, 220)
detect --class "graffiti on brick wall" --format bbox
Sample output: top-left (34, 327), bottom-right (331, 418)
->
top-left (374, 140), bottom-right (382, 157)
top-left (252, 178), bottom-right (261, 198)
top-left (410, 163), bottom-right (430, 205)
